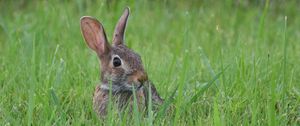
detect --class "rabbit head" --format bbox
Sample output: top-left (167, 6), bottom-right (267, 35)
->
top-left (80, 7), bottom-right (148, 92)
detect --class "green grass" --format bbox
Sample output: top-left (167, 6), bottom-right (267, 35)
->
top-left (1, 0), bottom-right (300, 125)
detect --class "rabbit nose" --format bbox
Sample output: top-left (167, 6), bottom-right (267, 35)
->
top-left (137, 73), bottom-right (148, 84)
top-left (128, 70), bottom-right (148, 86)
top-left (133, 71), bottom-right (148, 84)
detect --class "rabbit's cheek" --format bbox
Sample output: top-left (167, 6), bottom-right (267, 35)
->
top-left (111, 68), bottom-right (125, 77)
top-left (127, 75), bottom-right (136, 85)
top-left (126, 71), bottom-right (147, 88)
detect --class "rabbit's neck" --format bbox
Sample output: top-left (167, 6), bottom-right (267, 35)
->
top-left (100, 84), bottom-right (122, 93)
top-left (100, 83), bottom-right (143, 95)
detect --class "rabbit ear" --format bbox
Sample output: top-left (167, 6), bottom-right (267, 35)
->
top-left (112, 7), bottom-right (130, 46)
top-left (80, 16), bottom-right (110, 56)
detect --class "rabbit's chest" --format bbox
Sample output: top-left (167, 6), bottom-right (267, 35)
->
top-left (93, 85), bottom-right (147, 116)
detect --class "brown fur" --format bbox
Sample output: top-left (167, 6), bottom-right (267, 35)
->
top-left (93, 81), bottom-right (163, 117)
top-left (80, 7), bottom-right (164, 117)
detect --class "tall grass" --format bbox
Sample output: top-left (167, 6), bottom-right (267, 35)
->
top-left (0, 0), bottom-right (299, 125)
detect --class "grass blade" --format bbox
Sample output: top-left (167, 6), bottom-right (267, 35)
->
top-left (188, 65), bottom-right (229, 104)
top-left (156, 85), bottom-right (178, 119)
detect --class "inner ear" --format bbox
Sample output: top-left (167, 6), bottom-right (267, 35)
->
top-left (80, 16), bottom-right (111, 56)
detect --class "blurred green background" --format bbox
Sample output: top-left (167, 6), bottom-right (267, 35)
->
top-left (0, 0), bottom-right (299, 125)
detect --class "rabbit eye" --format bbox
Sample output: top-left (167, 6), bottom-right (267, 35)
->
top-left (113, 57), bottom-right (122, 67)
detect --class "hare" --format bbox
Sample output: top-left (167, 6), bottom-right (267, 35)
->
top-left (80, 7), bottom-right (164, 117)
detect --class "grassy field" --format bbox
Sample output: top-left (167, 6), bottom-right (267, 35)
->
top-left (0, 0), bottom-right (300, 125)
